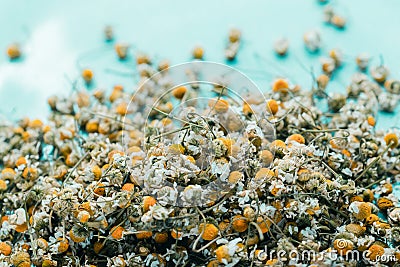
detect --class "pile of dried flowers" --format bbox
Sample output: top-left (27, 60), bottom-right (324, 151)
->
top-left (0, 50), bottom-right (399, 267)
top-left (1, 6), bottom-right (400, 265)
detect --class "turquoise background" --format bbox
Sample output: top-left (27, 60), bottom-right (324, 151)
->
top-left (0, 0), bottom-right (399, 129)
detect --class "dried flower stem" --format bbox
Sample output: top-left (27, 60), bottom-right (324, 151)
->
top-left (249, 221), bottom-right (264, 241)
top-left (86, 111), bottom-right (137, 127)
top-left (301, 128), bottom-right (343, 133)
top-left (192, 207), bottom-right (221, 253)
top-left (151, 125), bottom-right (191, 139)
top-left (354, 141), bottom-right (393, 181)
top-left (62, 151), bottom-right (90, 188)
top-left (365, 177), bottom-right (387, 189)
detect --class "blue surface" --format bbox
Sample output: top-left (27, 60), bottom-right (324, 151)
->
top-left (0, 0), bottom-right (399, 129)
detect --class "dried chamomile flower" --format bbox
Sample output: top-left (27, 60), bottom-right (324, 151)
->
top-left (192, 46), bottom-right (204, 60)
top-left (199, 223), bottom-right (219, 240)
top-left (272, 78), bottom-right (290, 93)
top-left (269, 140), bottom-right (286, 156)
top-left (215, 245), bottom-right (231, 264)
top-left (324, 6), bottom-right (346, 28)
top-left (274, 37), bottom-right (289, 56)
top-left (170, 229), bottom-right (181, 240)
top-left (349, 201), bottom-right (372, 220)
top-left (345, 223), bottom-right (366, 236)
top-left (153, 232), bottom-right (169, 244)
top-left (356, 53), bottom-right (370, 71)
top-left (384, 79), bottom-right (400, 94)
top-left (81, 68), bottom-right (93, 84)
top-left (333, 238), bottom-right (353, 256)
top-left (10, 251), bottom-right (31, 267)
top-left (328, 93), bottom-right (346, 112)
top-left (384, 133), bottom-right (399, 148)
top-left (104, 25), bottom-right (114, 41)
top-left (232, 215), bottom-right (248, 233)
top-left (368, 244), bottom-right (385, 261)
top-left (115, 43), bottom-right (129, 60)
top-left (0, 242), bottom-right (11, 256)
top-left (228, 171), bottom-right (243, 184)
top-left (303, 30), bottom-right (321, 52)
top-left (137, 53), bottom-right (151, 65)
top-left (287, 133), bottom-right (305, 145)
top-left (266, 99), bottom-right (279, 115)
top-left (377, 197), bottom-right (394, 210)
top-left (1, 168), bottom-right (16, 180)
top-left (0, 180), bottom-right (7, 191)
top-left (378, 92), bottom-right (399, 112)
top-left (329, 48), bottom-right (344, 67)
top-left (110, 225), bottom-right (125, 240)
top-left (69, 225), bottom-right (89, 243)
top-left (321, 57), bottom-right (336, 74)
top-left (316, 73), bottom-right (329, 91)
top-left (7, 43), bottom-right (22, 60)
top-left (225, 28), bottom-right (241, 61)
top-left (370, 65), bottom-right (389, 83)
top-left (330, 14), bottom-right (346, 28)
top-left (158, 59), bottom-right (170, 72)
top-left (172, 86), bottom-right (187, 100)
top-left (228, 28), bottom-right (241, 43)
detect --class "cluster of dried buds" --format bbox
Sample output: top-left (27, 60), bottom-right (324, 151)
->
top-left (0, 47), bottom-right (399, 267)
top-left (1, 10), bottom-right (399, 267)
